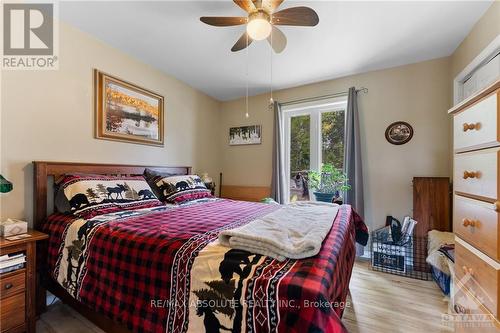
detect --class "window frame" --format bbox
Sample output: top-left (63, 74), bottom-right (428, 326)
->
top-left (282, 96), bottom-right (348, 202)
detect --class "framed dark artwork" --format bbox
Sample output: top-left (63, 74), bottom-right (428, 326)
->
top-left (385, 121), bottom-right (413, 145)
top-left (229, 125), bottom-right (262, 145)
top-left (94, 69), bottom-right (164, 146)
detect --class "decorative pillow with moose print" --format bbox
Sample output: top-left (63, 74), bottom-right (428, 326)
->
top-left (57, 174), bottom-right (163, 219)
top-left (143, 168), bottom-right (177, 199)
top-left (148, 174), bottom-right (213, 204)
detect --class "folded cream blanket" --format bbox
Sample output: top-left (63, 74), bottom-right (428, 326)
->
top-left (426, 229), bottom-right (455, 276)
top-left (218, 201), bottom-right (340, 261)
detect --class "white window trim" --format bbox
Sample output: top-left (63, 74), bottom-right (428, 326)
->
top-left (453, 34), bottom-right (500, 105)
top-left (282, 96), bottom-right (347, 203)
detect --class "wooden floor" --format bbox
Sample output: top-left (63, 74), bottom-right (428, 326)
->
top-left (37, 299), bottom-right (105, 333)
top-left (37, 260), bottom-right (452, 333)
top-left (344, 260), bottom-right (452, 333)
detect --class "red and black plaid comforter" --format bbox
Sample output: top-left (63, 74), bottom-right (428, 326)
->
top-left (43, 199), bottom-right (366, 333)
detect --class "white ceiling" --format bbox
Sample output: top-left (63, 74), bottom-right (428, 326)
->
top-left (60, 1), bottom-right (493, 101)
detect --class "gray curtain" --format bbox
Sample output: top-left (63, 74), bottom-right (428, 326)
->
top-left (271, 101), bottom-right (286, 204)
top-left (343, 87), bottom-right (364, 218)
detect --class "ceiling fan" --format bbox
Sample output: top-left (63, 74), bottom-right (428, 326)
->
top-left (200, 0), bottom-right (319, 53)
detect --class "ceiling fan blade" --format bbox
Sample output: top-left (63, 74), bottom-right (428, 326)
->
top-left (200, 16), bottom-right (247, 27)
top-left (267, 26), bottom-right (287, 53)
top-left (231, 32), bottom-right (253, 52)
top-left (233, 0), bottom-right (256, 13)
top-left (272, 6), bottom-right (319, 26)
top-left (262, 0), bottom-right (284, 13)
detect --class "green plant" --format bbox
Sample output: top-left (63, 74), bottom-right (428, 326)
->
top-left (308, 164), bottom-right (351, 194)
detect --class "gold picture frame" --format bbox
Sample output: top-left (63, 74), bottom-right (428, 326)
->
top-left (94, 69), bottom-right (164, 146)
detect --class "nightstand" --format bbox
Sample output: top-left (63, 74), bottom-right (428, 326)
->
top-left (0, 230), bottom-right (48, 333)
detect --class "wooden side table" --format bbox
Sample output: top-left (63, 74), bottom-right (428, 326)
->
top-left (0, 230), bottom-right (48, 333)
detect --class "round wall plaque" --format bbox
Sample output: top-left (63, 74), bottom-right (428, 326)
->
top-left (385, 121), bottom-right (413, 145)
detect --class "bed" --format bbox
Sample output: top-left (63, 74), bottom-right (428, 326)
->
top-left (33, 161), bottom-right (367, 333)
top-left (426, 230), bottom-right (455, 296)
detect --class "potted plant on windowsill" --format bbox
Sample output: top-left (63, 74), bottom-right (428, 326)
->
top-left (308, 164), bottom-right (351, 203)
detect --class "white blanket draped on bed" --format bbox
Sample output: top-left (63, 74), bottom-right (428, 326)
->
top-left (218, 201), bottom-right (340, 261)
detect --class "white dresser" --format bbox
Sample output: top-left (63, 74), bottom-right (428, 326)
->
top-left (449, 79), bottom-right (500, 333)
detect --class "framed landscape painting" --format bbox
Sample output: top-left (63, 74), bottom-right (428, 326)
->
top-left (94, 69), bottom-right (164, 146)
top-left (229, 125), bottom-right (262, 145)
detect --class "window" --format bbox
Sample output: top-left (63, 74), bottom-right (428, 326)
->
top-left (453, 38), bottom-right (500, 105)
top-left (462, 51), bottom-right (499, 101)
top-left (283, 97), bottom-right (347, 203)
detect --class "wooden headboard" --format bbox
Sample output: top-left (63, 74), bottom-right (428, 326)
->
top-left (220, 185), bottom-right (271, 202)
top-left (32, 161), bottom-right (191, 231)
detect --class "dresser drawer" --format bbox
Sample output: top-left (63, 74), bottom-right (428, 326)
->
top-left (454, 91), bottom-right (499, 152)
top-left (454, 195), bottom-right (500, 261)
top-left (454, 147), bottom-right (500, 201)
top-left (455, 240), bottom-right (500, 318)
top-left (453, 282), bottom-right (500, 333)
top-left (0, 291), bottom-right (25, 332)
top-left (0, 270), bottom-right (25, 300)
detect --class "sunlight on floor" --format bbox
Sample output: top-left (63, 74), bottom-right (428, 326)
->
top-left (343, 260), bottom-right (453, 333)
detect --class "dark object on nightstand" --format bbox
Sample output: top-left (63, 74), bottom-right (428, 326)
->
top-left (0, 230), bottom-right (48, 333)
top-left (204, 182), bottom-right (216, 196)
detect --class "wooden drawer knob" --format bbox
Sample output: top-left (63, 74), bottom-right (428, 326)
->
top-left (463, 122), bottom-right (481, 132)
top-left (454, 303), bottom-right (468, 314)
top-left (462, 218), bottom-right (477, 227)
top-left (495, 201), bottom-right (500, 212)
top-left (4, 283), bottom-right (13, 290)
top-left (463, 171), bottom-right (480, 179)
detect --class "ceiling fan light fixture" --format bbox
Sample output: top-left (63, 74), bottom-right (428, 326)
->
top-left (200, 1), bottom-right (319, 52)
top-left (246, 11), bottom-right (271, 40)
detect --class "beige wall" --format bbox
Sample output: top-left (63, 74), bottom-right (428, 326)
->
top-left (451, 1), bottom-right (500, 78)
top-left (220, 1), bottom-right (500, 228)
top-left (220, 58), bottom-right (452, 230)
top-left (219, 2), bottom-right (499, 231)
top-left (0, 22), bottom-right (221, 224)
top-left (1, 3), bottom-right (497, 232)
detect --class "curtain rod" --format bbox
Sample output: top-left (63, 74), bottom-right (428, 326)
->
top-left (280, 87), bottom-right (368, 107)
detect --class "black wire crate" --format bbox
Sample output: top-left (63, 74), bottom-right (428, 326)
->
top-left (370, 229), bottom-right (431, 280)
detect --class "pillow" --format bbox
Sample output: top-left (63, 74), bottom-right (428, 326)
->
top-left (54, 173), bottom-right (103, 213)
top-left (57, 174), bottom-right (162, 219)
top-left (55, 185), bottom-right (71, 213)
top-left (143, 168), bottom-right (177, 199)
top-left (149, 174), bottom-right (213, 203)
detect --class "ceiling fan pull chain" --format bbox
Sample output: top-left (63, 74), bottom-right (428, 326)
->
top-left (269, 28), bottom-right (274, 111)
top-left (245, 32), bottom-right (250, 119)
